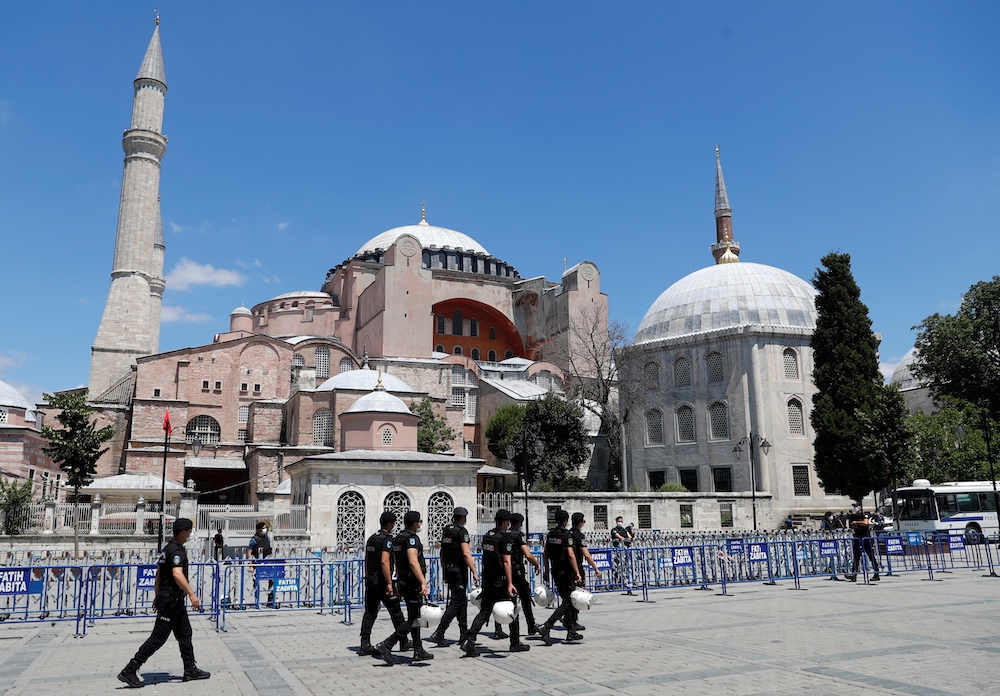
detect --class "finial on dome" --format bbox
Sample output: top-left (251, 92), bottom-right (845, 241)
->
top-left (154, 10), bottom-right (160, 25)
top-left (718, 246), bottom-right (740, 264)
top-left (375, 368), bottom-right (385, 391)
top-left (419, 201), bottom-right (428, 225)
top-left (362, 350), bottom-right (370, 369)
top-left (711, 145), bottom-right (740, 264)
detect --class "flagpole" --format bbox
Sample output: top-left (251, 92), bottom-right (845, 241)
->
top-left (159, 410), bottom-right (171, 551)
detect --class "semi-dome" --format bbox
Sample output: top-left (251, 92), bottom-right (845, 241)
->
top-left (346, 389), bottom-right (412, 415)
top-left (635, 262), bottom-right (818, 344)
top-left (230, 306), bottom-right (252, 316)
top-left (0, 380), bottom-right (31, 411)
top-left (356, 221), bottom-right (489, 257)
top-left (317, 366), bottom-right (414, 393)
top-left (890, 347), bottom-right (923, 390)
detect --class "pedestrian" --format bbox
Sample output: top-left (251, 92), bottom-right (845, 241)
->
top-left (359, 512), bottom-right (409, 656)
top-left (566, 512), bottom-right (600, 633)
top-left (611, 516), bottom-right (632, 592)
top-left (212, 527), bottom-right (224, 561)
top-left (846, 504), bottom-right (880, 582)
top-left (249, 521), bottom-right (275, 607)
top-left (373, 511), bottom-right (434, 665)
top-left (507, 512), bottom-right (540, 641)
top-left (429, 507), bottom-right (479, 647)
top-left (536, 510), bottom-right (582, 646)
top-left (783, 514), bottom-right (795, 530)
top-left (460, 509), bottom-right (521, 656)
top-left (820, 511), bottom-right (843, 580)
top-left (117, 518), bottom-right (210, 687)
top-left (625, 522), bottom-right (636, 546)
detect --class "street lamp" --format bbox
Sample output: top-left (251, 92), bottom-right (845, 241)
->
top-left (733, 434), bottom-right (771, 531)
top-left (506, 437), bottom-right (544, 536)
top-left (979, 414), bottom-right (1000, 519)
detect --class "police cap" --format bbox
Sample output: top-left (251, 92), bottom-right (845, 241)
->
top-left (495, 509), bottom-right (512, 523)
top-left (380, 511), bottom-right (398, 526)
top-left (173, 518), bottom-right (193, 533)
top-left (510, 513), bottom-right (524, 525)
top-left (554, 509), bottom-right (569, 523)
top-left (572, 512), bottom-right (585, 525)
top-left (453, 507), bottom-right (469, 518)
top-left (404, 510), bottom-right (422, 526)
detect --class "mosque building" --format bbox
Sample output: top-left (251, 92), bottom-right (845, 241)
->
top-left (0, 381), bottom-right (60, 499)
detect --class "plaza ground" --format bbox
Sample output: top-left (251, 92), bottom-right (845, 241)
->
top-left (0, 568), bottom-right (997, 695)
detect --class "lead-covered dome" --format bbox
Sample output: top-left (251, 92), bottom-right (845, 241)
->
top-left (347, 389), bottom-right (412, 415)
top-left (356, 222), bottom-right (489, 257)
top-left (890, 347), bottom-right (923, 390)
top-left (317, 367), bottom-right (414, 393)
top-left (0, 380), bottom-right (31, 411)
top-left (635, 262), bottom-right (818, 344)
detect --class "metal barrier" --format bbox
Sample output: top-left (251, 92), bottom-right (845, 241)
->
top-left (0, 565), bottom-right (87, 634)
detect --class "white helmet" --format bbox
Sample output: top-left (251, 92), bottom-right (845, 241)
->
top-left (533, 584), bottom-right (554, 608)
top-left (417, 603), bottom-right (444, 629)
top-left (468, 587), bottom-right (483, 609)
top-left (570, 588), bottom-right (594, 611)
top-left (492, 600), bottom-right (517, 625)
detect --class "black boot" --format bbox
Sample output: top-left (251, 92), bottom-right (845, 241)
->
top-left (412, 643), bottom-right (435, 661)
top-left (459, 637), bottom-right (478, 657)
top-left (537, 624), bottom-right (553, 646)
top-left (182, 666), bottom-right (211, 681)
top-left (428, 629), bottom-right (448, 647)
top-left (493, 625), bottom-right (509, 639)
top-left (359, 638), bottom-right (375, 656)
top-left (117, 660), bottom-right (143, 688)
top-left (375, 641), bottom-right (394, 666)
top-left (399, 637), bottom-right (413, 652)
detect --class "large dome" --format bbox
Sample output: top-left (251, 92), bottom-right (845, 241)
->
top-left (635, 262), bottom-right (818, 344)
top-left (0, 380), bottom-right (31, 410)
top-left (890, 347), bottom-right (923, 390)
top-left (356, 221), bottom-right (489, 257)
top-left (317, 366), bottom-right (414, 393)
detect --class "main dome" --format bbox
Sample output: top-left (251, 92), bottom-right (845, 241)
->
top-left (890, 347), bottom-right (923, 390)
top-left (356, 221), bottom-right (489, 257)
top-left (634, 262), bottom-right (818, 344)
top-left (0, 380), bottom-right (31, 410)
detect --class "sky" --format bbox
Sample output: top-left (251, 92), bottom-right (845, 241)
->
top-left (1, 2), bottom-right (999, 405)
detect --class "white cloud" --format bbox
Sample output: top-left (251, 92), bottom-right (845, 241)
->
top-left (879, 358), bottom-right (903, 384)
top-left (169, 222), bottom-right (184, 233)
top-left (0, 352), bottom-right (44, 405)
top-left (161, 306), bottom-right (214, 323)
top-left (277, 222), bottom-right (290, 231)
top-left (0, 352), bottom-right (27, 372)
top-left (0, 100), bottom-right (11, 127)
top-left (165, 257), bottom-right (246, 291)
top-left (199, 221), bottom-right (212, 234)
top-left (77, 297), bottom-right (88, 304)
top-left (260, 274), bottom-right (282, 284)
top-left (235, 258), bottom-right (262, 269)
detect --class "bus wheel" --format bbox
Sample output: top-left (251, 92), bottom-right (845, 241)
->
top-left (965, 524), bottom-right (983, 545)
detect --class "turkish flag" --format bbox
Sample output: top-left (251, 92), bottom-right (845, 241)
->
top-left (163, 410), bottom-right (173, 435)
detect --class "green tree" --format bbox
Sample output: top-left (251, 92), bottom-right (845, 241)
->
top-left (409, 397), bottom-right (457, 453)
top-left (657, 482), bottom-right (689, 493)
top-left (0, 478), bottom-right (34, 535)
top-left (810, 252), bottom-right (911, 502)
top-left (907, 398), bottom-right (988, 484)
top-left (41, 390), bottom-right (115, 557)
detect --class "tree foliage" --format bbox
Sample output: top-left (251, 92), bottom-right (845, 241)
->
top-left (657, 482), bottom-right (689, 493)
top-left (907, 398), bottom-right (988, 484)
top-left (409, 397), bottom-right (457, 453)
top-left (0, 479), bottom-right (34, 535)
top-left (41, 391), bottom-right (115, 492)
top-left (810, 253), bottom-right (913, 502)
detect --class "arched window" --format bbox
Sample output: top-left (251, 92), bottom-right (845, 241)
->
top-left (644, 362), bottom-right (660, 389)
top-left (339, 357), bottom-right (354, 374)
top-left (315, 347), bottom-right (330, 379)
top-left (383, 490), bottom-right (411, 536)
top-left (427, 491), bottom-right (455, 548)
top-left (489, 327), bottom-right (496, 340)
top-left (336, 490), bottom-right (366, 548)
top-left (674, 357), bottom-right (691, 387)
top-left (435, 344), bottom-right (445, 353)
top-left (185, 415), bottom-right (221, 446)
top-left (238, 405), bottom-right (249, 424)
top-left (470, 318), bottom-right (478, 337)
top-left (471, 348), bottom-right (480, 360)
top-left (422, 251), bottom-right (431, 268)
top-left (708, 401), bottom-right (729, 440)
top-left (437, 315), bottom-right (446, 334)
top-left (504, 350), bottom-right (514, 359)
top-left (788, 398), bottom-right (805, 435)
top-left (292, 354), bottom-right (305, 368)
top-left (488, 350), bottom-right (497, 362)
top-left (706, 352), bottom-right (724, 383)
top-left (783, 348), bottom-right (799, 380)
top-left (645, 409), bottom-right (664, 445)
top-left (676, 405), bottom-right (695, 442)
top-left (381, 426), bottom-right (394, 447)
top-left (453, 346), bottom-right (463, 355)
top-left (452, 310), bottom-right (463, 336)
top-left (313, 409), bottom-right (333, 446)
top-left (439, 251), bottom-right (447, 269)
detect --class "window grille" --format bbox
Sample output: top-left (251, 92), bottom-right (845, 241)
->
top-left (709, 402), bottom-right (729, 439)
top-left (436, 345), bottom-right (445, 353)
top-left (676, 405), bottom-right (695, 442)
top-left (427, 491), bottom-right (455, 545)
top-left (303, 309), bottom-right (313, 322)
top-left (470, 318), bottom-right (478, 337)
top-left (644, 362), bottom-right (660, 389)
top-left (593, 505), bottom-right (608, 530)
top-left (645, 409), bottom-right (663, 445)
top-left (253, 383), bottom-right (262, 393)
top-left (383, 491), bottom-right (411, 536)
top-left (241, 382), bottom-right (249, 392)
top-left (489, 327), bottom-right (496, 340)
top-left (292, 355), bottom-right (304, 368)
top-left (315, 347), bottom-right (330, 379)
top-left (471, 348), bottom-right (480, 360)
top-left (452, 310), bottom-right (463, 336)
top-left (707, 352), bottom-right (724, 383)
top-left (648, 470), bottom-right (666, 489)
top-left (680, 504), bottom-right (694, 528)
top-left (465, 391), bottom-right (478, 421)
top-left (712, 467), bottom-right (733, 492)
top-left (381, 427), bottom-right (394, 447)
top-left (0, 408), bottom-right (7, 424)
top-left (680, 469), bottom-right (698, 492)
top-left (237, 429), bottom-right (248, 443)
top-left (637, 504), bottom-right (652, 529)
top-left (674, 357), bottom-right (691, 387)
top-left (488, 350), bottom-right (497, 362)
top-left (185, 415), bottom-right (221, 445)
top-left (451, 365), bottom-right (465, 385)
top-left (451, 388), bottom-right (466, 408)
top-left (504, 350), bottom-right (514, 359)
top-left (720, 502), bottom-right (734, 528)
top-left (313, 409), bottom-right (333, 446)
top-left (788, 398), bottom-right (804, 435)
top-left (792, 465), bottom-right (811, 496)
top-left (238, 405), bottom-right (249, 423)
top-left (336, 490), bottom-right (366, 547)
top-left (783, 348), bottom-right (799, 380)
top-left (339, 358), bottom-right (353, 373)
top-left (437, 316), bottom-right (446, 334)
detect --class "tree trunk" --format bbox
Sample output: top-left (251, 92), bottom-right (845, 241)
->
top-left (73, 485), bottom-right (80, 559)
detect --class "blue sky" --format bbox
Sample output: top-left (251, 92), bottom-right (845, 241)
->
top-left (2, 2), bottom-right (999, 404)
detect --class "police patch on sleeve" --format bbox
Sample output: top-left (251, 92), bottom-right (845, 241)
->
top-left (463, 533), bottom-right (470, 543)
top-left (172, 554), bottom-right (182, 566)
top-left (409, 537), bottom-right (416, 546)
top-left (385, 540), bottom-right (392, 550)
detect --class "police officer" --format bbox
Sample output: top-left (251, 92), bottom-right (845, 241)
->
top-left (359, 511), bottom-right (409, 656)
top-left (847, 504), bottom-right (880, 582)
top-left (429, 507), bottom-right (479, 647)
top-left (566, 512), bottom-right (601, 632)
top-left (373, 510), bottom-right (434, 665)
top-left (508, 512), bottom-right (541, 638)
top-left (537, 509), bottom-right (581, 645)
top-left (461, 510), bottom-right (525, 655)
top-left (117, 518), bottom-right (210, 687)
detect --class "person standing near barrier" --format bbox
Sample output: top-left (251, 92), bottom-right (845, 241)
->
top-left (537, 510), bottom-right (581, 646)
top-left (117, 518), bottom-right (210, 687)
top-left (820, 511), bottom-right (843, 580)
top-left (847, 504), bottom-right (880, 582)
top-left (373, 510), bottom-right (434, 665)
top-left (359, 512), bottom-right (409, 656)
top-left (213, 528), bottom-right (224, 561)
top-left (249, 521), bottom-right (275, 607)
top-left (429, 507), bottom-right (479, 647)
top-left (566, 512), bottom-right (600, 632)
top-left (508, 512), bottom-right (540, 637)
top-left (611, 516), bottom-right (633, 593)
top-left (461, 509), bottom-right (523, 656)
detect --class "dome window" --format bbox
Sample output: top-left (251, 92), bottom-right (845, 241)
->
top-left (706, 352), bottom-right (724, 383)
top-left (675, 406), bottom-right (695, 443)
top-left (645, 409), bottom-right (663, 446)
top-left (788, 398), bottom-right (804, 435)
top-left (674, 357), bottom-right (691, 387)
top-left (783, 348), bottom-right (799, 380)
top-left (644, 362), bottom-right (660, 389)
top-left (708, 401), bottom-right (729, 440)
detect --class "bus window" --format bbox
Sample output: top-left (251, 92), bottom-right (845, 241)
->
top-left (900, 495), bottom-right (934, 520)
top-left (957, 493), bottom-right (980, 512)
top-left (936, 494), bottom-right (959, 520)
top-left (980, 493), bottom-right (998, 512)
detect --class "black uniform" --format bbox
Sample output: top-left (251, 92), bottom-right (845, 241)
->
top-left (465, 527), bottom-right (517, 647)
top-left (611, 523), bottom-right (629, 587)
top-left (436, 523), bottom-right (471, 637)
top-left (508, 528), bottom-right (536, 631)
top-left (570, 527), bottom-right (588, 586)
top-left (849, 512), bottom-right (880, 578)
top-left (360, 530), bottom-right (406, 647)
top-left (383, 529), bottom-right (426, 648)
top-left (541, 526), bottom-right (578, 631)
top-left (131, 539), bottom-right (197, 671)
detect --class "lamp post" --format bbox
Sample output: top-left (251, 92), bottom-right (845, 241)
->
top-left (507, 436), bottom-right (544, 537)
top-left (733, 434), bottom-right (770, 531)
top-left (979, 414), bottom-right (1000, 518)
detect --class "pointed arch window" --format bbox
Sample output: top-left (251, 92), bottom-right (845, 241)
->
top-left (645, 409), bottom-right (664, 445)
top-left (675, 405), bottom-right (695, 443)
top-left (708, 401), bottom-right (729, 440)
top-left (788, 398), bottom-right (805, 435)
top-left (674, 357), bottom-right (691, 387)
top-left (315, 347), bottom-right (330, 379)
top-left (783, 348), bottom-right (799, 380)
top-left (706, 352), bottom-right (724, 383)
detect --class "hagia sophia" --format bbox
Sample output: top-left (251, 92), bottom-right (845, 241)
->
top-left (0, 20), bottom-right (894, 537)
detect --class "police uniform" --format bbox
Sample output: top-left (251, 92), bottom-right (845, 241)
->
top-left (507, 522), bottom-right (537, 633)
top-left (431, 513), bottom-right (472, 642)
top-left (359, 527), bottom-right (406, 653)
top-left (848, 510), bottom-right (880, 581)
top-left (462, 512), bottom-right (517, 655)
top-left (570, 526), bottom-right (588, 586)
top-left (538, 519), bottom-right (581, 643)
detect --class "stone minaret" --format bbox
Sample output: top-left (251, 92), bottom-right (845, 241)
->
top-left (711, 146), bottom-right (741, 264)
top-left (89, 20), bottom-right (168, 393)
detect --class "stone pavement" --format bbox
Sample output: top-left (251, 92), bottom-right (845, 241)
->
top-left (1, 568), bottom-right (999, 695)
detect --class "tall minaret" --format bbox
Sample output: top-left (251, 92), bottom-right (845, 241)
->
top-left (711, 146), bottom-right (741, 264)
top-left (89, 19), bottom-right (168, 393)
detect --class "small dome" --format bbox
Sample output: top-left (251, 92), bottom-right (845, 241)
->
top-left (890, 347), bottom-right (923, 390)
top-left (317, 367), bottom-right (414, 393)
top-left (230, 306), bottom-right (252, 317)
top-left (347, 389), bottom-right (412, 415)
top-left (0, 380), bottom-right (30, 411)
top-left (356, 223), bottom-right (489, 257)
top-left (268, 290), bottom-right (334, 302)
top-left (635, 262), bottom-right (818, 344)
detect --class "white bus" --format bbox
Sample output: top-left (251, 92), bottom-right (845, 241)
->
top-left (895, 479), bottom-right (999, 541)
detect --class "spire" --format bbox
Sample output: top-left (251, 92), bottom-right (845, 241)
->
top-left (419, 201), bottom-right (428, 225)
top-left (136, 22), bottom-right (167, 87)
top-left (711, 146), bottom-right (740, 264)
top-left (714, 146), bottom-right (731, 217)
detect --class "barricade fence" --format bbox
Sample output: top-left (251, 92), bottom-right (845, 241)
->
top-left (2, 531), bottom-right (997, 636)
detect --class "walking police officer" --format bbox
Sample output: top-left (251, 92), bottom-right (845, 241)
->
top-left (118, 518), bottom-right (210, 687)
top-left (537, 510), bottom-right (582, 645)
top-left (508, 512), bottom-right (541, 636)
top-left (374, 510), bottom-right (435, 665)
top-left (429, 507), bottom-right (479, 647)
top-left (359, 511), bottom-right (409, 655)
top-left (566, 511), bottom-right (601, 632)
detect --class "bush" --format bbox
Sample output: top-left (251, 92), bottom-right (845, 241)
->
top-left (531, 477), bottom-right (595, 493)
top-left (0, 478), bottom-right (34, 535)
top-left (657, 482), bottom-right (689, 493)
